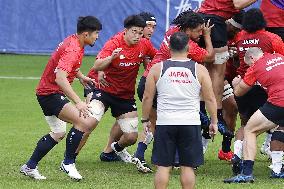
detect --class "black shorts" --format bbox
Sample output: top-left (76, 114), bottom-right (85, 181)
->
top-left (152, 125), bottom-right (204, 167)
top-left (91, 88), bottom-right (137, 117)
top-left (36, 94), bottom-right (70, 117)
top-left (83, 83), bottom-right (96, 97)
top-left (260, 102), bottom-right (284, 126)
top-left (137, 76), bottom-right (157, 109)
top-left (266, 27), bottom-right (284, 41)
top-left (235, 85), bottom-right (268, 119)
top-left (199, 13), bottom-right (227, 48)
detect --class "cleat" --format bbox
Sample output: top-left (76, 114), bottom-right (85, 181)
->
top-left (224, 174), bottom-right (254, 183)
top-left (218, 150), bottom-right (234, 161)
top-left (20, 164), bottom-right (46, 180)
top-left (136, 159), bottom-right (153, 173)
top-left (60, 162), bottom-right (82, 181)
top-left (270, 170), bottom-right (284, 178)
top-left (111, 142), bottom-right (133, 163)
top-left (231, 155), bottom-right (243, 176)
top-left (217, 120), bottom-right (234, 137)
top-left (100, 151), bottom-right (121, 162)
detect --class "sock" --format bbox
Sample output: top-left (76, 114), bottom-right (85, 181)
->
top-left (200, 101), bottom-right (206, 114)
top-left (222, 135), bottom-right (232, 153)
top-left (270, 151), bottom-right (284, 174)
top-left (74, 152), bottom-right (79, 161)
top-left (27, 134), bottom-right (58, 169)
top-left (217, 109), bottom-right (223, 122)
top-left (242, 160), bottom-right (254, 175)
top-left (134, 142), bottom-right (147, 161)
top-left (234, 140), bottom-right (243, 159)
top-left (114, 142), bottom-right (124, 152)
top-left (263, 133), bottom-right (272, 148)
top-left (64, 127), bottom-right (84, 165)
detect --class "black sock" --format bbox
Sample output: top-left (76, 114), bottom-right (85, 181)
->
top-left (64, 127), bottom-right (84, 165)
top-left (217, 109), bottom-right (223, 122)
top-left (27, 134), bottom-right (58, 169)
top-left (114, 142), bottom-right (124, 152)
top-left (242, 160), bottom-right (254, 175)
top-left (222, 135), bottom-right (232, 152)
top-left (200, 101), bottom-right (206, 114)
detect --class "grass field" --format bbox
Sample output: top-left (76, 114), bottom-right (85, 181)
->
top-left (0, 54), bottom-right (283, 189)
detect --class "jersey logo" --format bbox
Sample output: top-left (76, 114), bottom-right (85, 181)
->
top-left (96, 93), bottom-right (102, 97)
top-left (138, 52), bottom-right (143, 58)
top-left (120, 55), bottom-right (125, 59)
top-left (132, 104), bottom-right (137, 109)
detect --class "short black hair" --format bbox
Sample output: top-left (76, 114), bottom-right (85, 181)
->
top-left (77, 16), bottom-right (102, 34)
top-left (171, 10), bottom-right (204, 31)
top-left (170, 32), bottom-right (189, 52)
top-left (124, 15), bottom-right (146, 29)
top-left (138, 12), bottom-right (156, 23)
top-left (232, 10), bottom-right (245, 26)
top-left (242, 8), bottom-right (266, 33)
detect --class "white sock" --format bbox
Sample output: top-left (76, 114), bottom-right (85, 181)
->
top-left (270, 151), bottom-right (284, 174)
top-left (262, 133), bottom-right (272, 148)
top-left (234, 140), bottom-right (243, 159)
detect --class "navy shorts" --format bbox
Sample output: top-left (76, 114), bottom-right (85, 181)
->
top-left (137, 76), bottom-right (157, 109)
top-left (91, 88), bottom-right (137, 118)
top-left (199, 13), bottom-right (227, 48)
top-left (152, 125), bottom-right (204, 167)
top-left (260, 101), bottom-right (284, 126)
top-left (36, 93), bottom-right (70, 117)
top-left (235, 85), bottom-right (268, 119)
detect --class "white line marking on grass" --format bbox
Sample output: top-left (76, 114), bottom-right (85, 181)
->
top-left (0, 76), bottom-right (40, 80)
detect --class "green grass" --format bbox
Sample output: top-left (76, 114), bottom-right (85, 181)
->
top-left (0, 54), bottom-right (283, 189)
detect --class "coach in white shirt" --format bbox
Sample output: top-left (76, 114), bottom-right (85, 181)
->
top-left (141, 32), bottom-right (218, 189)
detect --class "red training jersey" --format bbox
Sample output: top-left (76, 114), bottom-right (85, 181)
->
top-left (143, 26), bottom-right (208, 77)
top-left (261, 0), bottom-right (284, 28)
top-left (36, 34), bottom-right (84, 95)
top-left (243, 53), bottom-right (284, 107)
top-left (235, 29), bottom-right (284, 78)
top-left (198, 0), bottom-right (239, 20)
top-left (88, 32), bottom-right (157, 99)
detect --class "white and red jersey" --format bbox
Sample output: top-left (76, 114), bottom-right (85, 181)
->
top-left (198, 0), bottom-right (239, 20)
top-left (243, 53), bottom-right (284, 107)
top-left (261, 0), bottom-right (284, 28)
top-left (143, 26), bottom-right (208, 77)
top-left (36, 34), bottom-right (84, 95)
top-left (88, 32), bottom-right (157, 99)
top-left (236, 29), bottom-right (284, 78)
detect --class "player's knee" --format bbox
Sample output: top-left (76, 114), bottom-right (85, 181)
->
top-left (125, 133), bottom-right (138, 145)
top-left (88, 100), bottom-right (105, 122)
top-left (117, 117), bottom-right (139, 134)
top-left (50, 131), bottom-right (66, 141)
top-left (271, 130), bottom-right (284, 143)
top-left (45, 115), bottom-right (66, 141)
top-left (214, 51), bottom-right (229, 65)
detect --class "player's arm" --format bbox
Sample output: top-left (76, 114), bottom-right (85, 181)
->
top-left (233, 0), bottom-right (257, 9)
top-left (93, 47), bottom-right (122, 71)
top-left (234, 80), bottom-right (252, 96)
top-left (197, 64), bottom-right (218, 137)
top-left (271, 34), bottom-right (284, 55)
top-left (202, 20), bottom-right (215, 63)
top-left (142, 63), bottom-right (160, 120)
top-left (142, 63), bottom-right (160, 133)
top-left (197, 64), bottom-right (217, 124)
top-left (76, 70), bottom-right (96, 88)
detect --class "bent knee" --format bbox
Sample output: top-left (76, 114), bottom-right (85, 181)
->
top-left (50, 131), bottom-right (66, 141)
